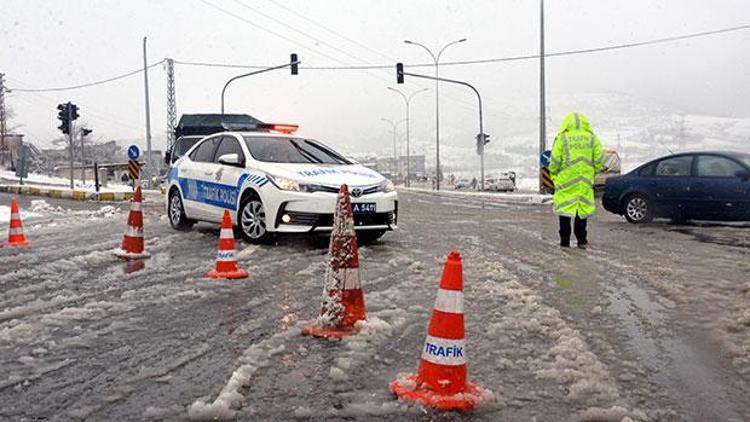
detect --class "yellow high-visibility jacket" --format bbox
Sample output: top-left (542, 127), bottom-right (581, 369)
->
top-left (548, 112), bottom-right (604, 218)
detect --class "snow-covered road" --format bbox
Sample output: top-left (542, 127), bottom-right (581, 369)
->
top-left (1, 191), bottom-right (749, 421)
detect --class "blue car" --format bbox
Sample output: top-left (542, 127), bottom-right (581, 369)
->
top-left (602, 151), bottom-right (750, 223)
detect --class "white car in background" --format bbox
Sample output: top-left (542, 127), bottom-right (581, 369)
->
top-left (166, 124), bottom-right (398, 244)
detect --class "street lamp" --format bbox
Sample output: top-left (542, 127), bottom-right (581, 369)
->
top-left (380, 118), bottom-right (405, 180)
top-left (387, 87), bottom-right (428, 187)
top-left (404, 38), bottom-right (467, 190)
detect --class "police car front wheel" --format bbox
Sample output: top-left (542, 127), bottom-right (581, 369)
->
top-left (168, 190), bottom-right (195, 230)
top-left (239, 196), bottom-right (270, 243)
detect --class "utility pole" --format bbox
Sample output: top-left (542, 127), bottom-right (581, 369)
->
top-left (539, 0), bottom-right (547, 193)
top-left (404, 38), bottom-right (467, 190)
top-left (166, 58), bottom-right (176, 154)
top-left (0, 73), bottom-right (7, 168)
top-left (142, 37), bottom-right (153, 189)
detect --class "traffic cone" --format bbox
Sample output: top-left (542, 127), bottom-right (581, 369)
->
top-left (206, 209), bottom-right (249, 279)
top-left (390, 251), bottom-right (490, 411)
top-left (114, 186), bottom-right (150, 260)
top-left (303, 184), bottom-right (366, 339)
top-left (2, 198), bottom-right (31, 247)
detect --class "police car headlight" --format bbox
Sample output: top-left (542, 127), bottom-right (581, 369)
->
top-left (299, 183), bottom-right (326, 193)
top-left (267, 174), bottom-right (300, 191)
top-left (381, 179), bottom-right (396, 193)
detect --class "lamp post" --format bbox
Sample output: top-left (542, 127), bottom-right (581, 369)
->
top-left (404, 38), bottom-right (466, 190)
top-left (387, 87), bottom-right (428, 187)
top-left (380, 118), bottom-right (405, 180)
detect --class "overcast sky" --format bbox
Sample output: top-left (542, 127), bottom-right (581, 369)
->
top-left (2, 0), bottom-right (749, 155)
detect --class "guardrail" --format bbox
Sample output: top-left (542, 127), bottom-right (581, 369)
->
top-left (0, 184), bottom-right (134, 201)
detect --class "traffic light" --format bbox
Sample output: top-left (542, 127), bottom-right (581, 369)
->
top-left (475, 133), bottom-right (490, 155)
top-left (396, 63), bottom-right (404, 84)
top-left (290, 53), bottom-right (298, 75)
top-left (70, 104), bottom-right (79, 121)
top-left (57, 103), bottom-right (70, 135)
top-left (81, 128), bottom-right (93, 137)
top-left (56, 102), bottom-right (80, 135)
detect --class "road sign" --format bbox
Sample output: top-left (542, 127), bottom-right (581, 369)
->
top-left (540, 150), bottom-right (551, 168)
top-left (15, 144), bottom-right (29, 180)
top-left (128, 160), bottom-right (140, 183)
top-left (127, 144), bottom-right (141, 161)
top-left (541, 167), bottom-right (554, 192)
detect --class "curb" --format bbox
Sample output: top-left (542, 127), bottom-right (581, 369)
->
top-left (0, 184), bottom-right (134, 202)
top-left (399, 186), bottom-right (554, 205)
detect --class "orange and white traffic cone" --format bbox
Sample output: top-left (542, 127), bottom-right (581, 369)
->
top-left (2, 198), bottom-right (31, 248)
top-left (390, 251), bottom-right (490, 411)
top-left (114, 186), bottom-right (150, 260)
top-left (303, 184), bottom-right (366, 339)
top-left (206, 209), bottom-right (249, 279)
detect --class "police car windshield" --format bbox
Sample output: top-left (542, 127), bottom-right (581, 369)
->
top-left (243, 136), bottom-right (351, 165)
top-left (173, 137), bottom-right (201, 159)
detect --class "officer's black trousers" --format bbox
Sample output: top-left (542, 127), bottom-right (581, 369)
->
top-left (559, 215), bottom-right (587, 246)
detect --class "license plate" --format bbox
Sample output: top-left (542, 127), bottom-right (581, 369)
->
top-left (352, 202), bottom-right (376, 214)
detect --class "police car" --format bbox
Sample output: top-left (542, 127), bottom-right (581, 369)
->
top-left (166, 121), bottom-right (397, 243)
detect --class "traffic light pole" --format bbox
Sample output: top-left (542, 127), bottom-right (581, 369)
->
top-left (68, 104), bottom-right (74, 190)
top-left (399, 70), bottom-right (485, 190)
top-left (80, 131), bottom-right (85, 184)
top-left (221, 55), bottom-right (300, 114)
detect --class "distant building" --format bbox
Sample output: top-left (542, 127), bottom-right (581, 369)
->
top-left (373, 154), bottom-right (426, 180)
top-left (0, 133), bottom-right (24, 169)
top-left (401, 154), bottom-right (426, 178)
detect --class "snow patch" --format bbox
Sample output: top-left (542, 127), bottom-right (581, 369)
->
top-left (576, 405), bottom-right (648, 421)
top-left (478, 263), bottom-right (620, 403)
top-left (0, 204), bottom-right (40, 223)
top-left (187, 327), bottom-right (301, 420)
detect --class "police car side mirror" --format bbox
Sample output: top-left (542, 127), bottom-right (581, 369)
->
top-left (218, 153), bottom-right (243, 167)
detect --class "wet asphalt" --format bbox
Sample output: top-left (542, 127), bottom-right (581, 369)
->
top-left (1, 190), bottom-right (749, 421)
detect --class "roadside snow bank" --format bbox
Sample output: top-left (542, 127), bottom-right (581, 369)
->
top-left (0, 204), bottom-right (40, 223)
top-left (401, 186), bottom-right (552, 205)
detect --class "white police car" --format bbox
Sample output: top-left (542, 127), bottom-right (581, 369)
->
top-left (166, 123), bottom-right (398, 243)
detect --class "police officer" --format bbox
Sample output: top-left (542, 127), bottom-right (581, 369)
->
top-left (548, 112), bottom-right (604, 249)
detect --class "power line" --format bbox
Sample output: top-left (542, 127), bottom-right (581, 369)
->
top-left (265, 0), bottom-right (394, 62)
top-left (445, 22), bottom-right (750, 66)
top-left (231, 0), bottom-right (381, 67)
top-left (175, 22), bottom-right (750, 70)
top-left (195, 0), bottom-right (481, 116)
top-left (7, 22), bottom-right (749, 92)
top-left (197, 0), bottom-right (349, 66)
top-left (8, 80), bottom-right (145, 132)
top-left (7, 60), bottom-right (165, 93)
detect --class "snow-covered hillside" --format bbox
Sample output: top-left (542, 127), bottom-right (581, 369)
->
top-left (394, 93), bottom-right (750, 181)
